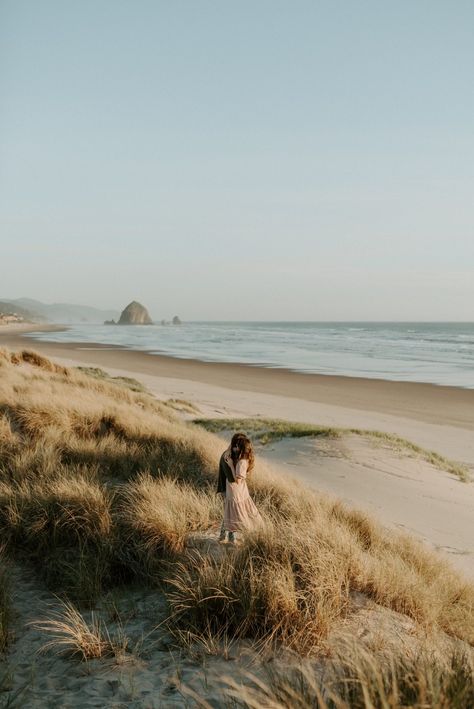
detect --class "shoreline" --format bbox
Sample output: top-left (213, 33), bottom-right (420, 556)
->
top-left (1, 324), bottom-right (474, 432)
top-left (7, 322), bottom-right (474, 393)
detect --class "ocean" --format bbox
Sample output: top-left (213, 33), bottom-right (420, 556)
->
top-left (25, 321), bottom-right (474, 389)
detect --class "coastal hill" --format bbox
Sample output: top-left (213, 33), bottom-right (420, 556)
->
top-left (117, 300), bottom-right (153, 325)
top-left (0, 298), bottom-right (119, 324)
top-left (0, 300), bottom-right (41, 323)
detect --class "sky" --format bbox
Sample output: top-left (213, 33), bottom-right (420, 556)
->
top-left (1, 1), bottom-right (473, 321)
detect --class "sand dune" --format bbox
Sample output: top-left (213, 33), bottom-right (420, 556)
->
top-left (2, 329), bottom-right (474, 706)
top-left (252, 434), bottom-right (474, 580)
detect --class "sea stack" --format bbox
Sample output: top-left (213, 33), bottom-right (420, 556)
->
top-left (118, 301), bottom-right (153, 325)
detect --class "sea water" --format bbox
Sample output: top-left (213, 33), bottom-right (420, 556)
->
top-left (25, 321), bottom-right (474, 389)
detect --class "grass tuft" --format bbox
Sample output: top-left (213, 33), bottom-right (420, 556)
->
top-left (117, 473), bottom-right (221, 580)
top-left (194, 417), bottom-right (470, 481)
top-left (76, 366), bottom-right (148, 393)
top-left (220, 645), bottom-right (474, 708)
top-left (33, 598), bottom-right (130, 661)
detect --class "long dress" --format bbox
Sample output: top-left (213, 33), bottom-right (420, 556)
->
top-left (223, 449), bottom-right (263, 533)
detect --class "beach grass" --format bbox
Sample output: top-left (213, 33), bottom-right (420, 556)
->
top-left (194, 416), bottom-right (343, 442)
top-left (163, 398), bottom-right (201, 414)
top-left (220, 646), bottom-right (474, 708)
top-left (32, 598), bottom-right (130, 661)
top-left (1, 347), bottom-right (473, 684)
top-left (194, 416), bottom-right (471, 481)
top-left (76, 366), bottom-right (148, 394)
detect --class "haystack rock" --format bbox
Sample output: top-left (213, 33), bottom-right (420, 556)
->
top-left (118, 301), bottom-right (153, 325)
top-left (172, 315), bottom-right (182, 325)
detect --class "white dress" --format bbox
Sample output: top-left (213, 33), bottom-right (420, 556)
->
top-left (223, 453), bottom-right (263, 533)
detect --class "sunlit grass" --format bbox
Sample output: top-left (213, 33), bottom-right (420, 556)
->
top-left (194, 417), bottom-right (470, 481)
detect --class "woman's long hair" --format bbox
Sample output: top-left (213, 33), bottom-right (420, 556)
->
top-left (230, 432), bottom-right (255, 474)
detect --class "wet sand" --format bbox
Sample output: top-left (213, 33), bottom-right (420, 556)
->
top-left (1, 324), bottom-right (474, 433)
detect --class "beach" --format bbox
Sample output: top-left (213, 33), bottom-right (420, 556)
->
top-left (1, 324), bottom-right (474, 460)
top-left (2, 324), bottom-right (474, 580)
top-left (2, 324), bottom-right (474, 708)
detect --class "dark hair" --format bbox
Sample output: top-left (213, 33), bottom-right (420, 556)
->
top-left (230, 432), bottom-right (255, 474)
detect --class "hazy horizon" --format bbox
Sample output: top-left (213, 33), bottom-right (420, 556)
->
top-left (4, 295), bottom-right (474, 324)
top-left (1, 1), bottom-right (473, 321)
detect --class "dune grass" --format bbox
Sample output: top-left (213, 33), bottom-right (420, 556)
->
top-left (117, 473), bottom-right (222, 582)
top-left (165, 497), bottom-right (474, 653)
top-left (164, 398), bottom-right (201, 414)
top-left (0, 347), bottom-right (221, 604)
top-left (0, 347), bottom-right (473, 667)
top-left (194, 417), bottom-right (470, 481)
top-left (32, 598), bottom-right (130, 661)
top-left (76, 366), bottom-right (148, 393)
top-left (194, 416), bottom-right (342, 443)
top-left (219, 646), bottom-right (474, 708)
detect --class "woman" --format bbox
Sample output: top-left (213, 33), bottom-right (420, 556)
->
top-left (217, 432), bottom-right (263, 544)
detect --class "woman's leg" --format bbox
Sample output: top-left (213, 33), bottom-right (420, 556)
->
top-left (218, 520), bottom-right (226, 541)
top-left (218, 496), bottom-right (227, 541)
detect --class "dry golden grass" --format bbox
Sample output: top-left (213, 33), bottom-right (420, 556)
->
top-left (0, 474), bottom-right (112, 546)
top-left (166, 525), bottom-right (350, 655)
top-left (1, 347), bottom-right (473, 662)
top-left (166, 493), bottom-right (474, 654)
top-left (215, 645), bottom-right (474, 709)
top-left (117, 473), bottom-right (222, 580)
top-left (164, 398), bottom-right (201, 414)
top-left (32, 598), bottom-right (129, 661)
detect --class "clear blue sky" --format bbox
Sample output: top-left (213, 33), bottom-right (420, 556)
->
top-left (1, 1), bottom-right (473, 320)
